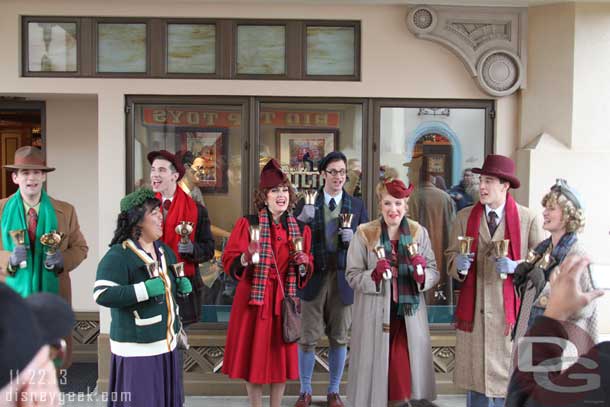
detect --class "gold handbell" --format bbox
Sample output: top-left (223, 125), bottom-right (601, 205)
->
top-left (493, 239), bottom-right (510, 280)
top-left (457, 236), bottom-right (474, 255)
top-left (525, 249), bottom-right (541, 265)
top-left (40, 231), bottom-right (65, 255)
top-left (539, 253), bottom-right (554, 269)
top-left (146, 262), bottom-right (160, 278)
top-left (374, 245), bottom-right (392, 280)
top-left (304, 190), bottom-right (318, 205)
top-left (338, 213), bottom-right (353, 229)
top-left (175, 221), bottom-right (194, 245)
top-left (493, 239), bottom-right (510, 258)
top-left (9, 230), bottom-right (27, 270)
top-left (249, 225), bottom-right (261, 264)
top-left (293, 237), bottom-right (304, 253)
top-left (407, 242), bottom-right (424, 276)
top-left (172, 262), bottom-right (185, 278)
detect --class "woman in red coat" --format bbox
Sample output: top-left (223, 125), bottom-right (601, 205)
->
top-left (222, 159), bottom-right (313, 407)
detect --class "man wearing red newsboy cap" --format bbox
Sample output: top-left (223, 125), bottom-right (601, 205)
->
top-left (148, 150), bottom-right (214, 325)
top-left (0, 146), bottom-right (88, 370)
top-left (445, 154), bottom-right (544, 405)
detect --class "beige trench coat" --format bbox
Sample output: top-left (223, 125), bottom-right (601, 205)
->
top-left (346, 218), bottom-right (439, 406)
top-left (445, 202), bottom-right (544, 397)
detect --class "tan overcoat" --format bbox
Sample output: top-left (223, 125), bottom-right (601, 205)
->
top-left (445, 202), bottom-right (544, 397)
top-left (346, 218), bottom-right (439, 406)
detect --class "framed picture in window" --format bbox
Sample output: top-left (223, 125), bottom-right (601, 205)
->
top-left (275, 128), bottom-right (339, 170)
top-left (176, 127), bottom-right (228, 193)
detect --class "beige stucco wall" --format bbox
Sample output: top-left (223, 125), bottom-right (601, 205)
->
top-left (520, 2), bottom-right (610, 333)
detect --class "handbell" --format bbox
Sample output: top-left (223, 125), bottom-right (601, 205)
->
top-left (374, 245), bottom-right (392, 280)
top-left (457, 236), bottom-right (473, 255)
top-left (304, 190), bottom-right (318, 205)
top-left (9, 230), bottom-right (27, 269)
top-left (525, 249), bottom-right (541, 265)
top-left (406, 242), bottom-right (423, 276)
top-left (292, 237), bottom-right (307, 277)
top-left (338, 213), bottom-right (353, 229)
top-left (175, 221), bottom-right (194, 245)
top-left (539, 253), bottom-right (554, 270)
top-left (146, 262), bottom-right (160, 278)
top-left (40, 231), bottom-right (65, 255)
top-left (493, 239), bottom-right (510, 280)
top-left (172, 262), bottom-right (185, 278)
top-left (249, 225), bottom-right (261, 264)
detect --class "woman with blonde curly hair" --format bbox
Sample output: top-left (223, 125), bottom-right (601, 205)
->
top-left (511, 179), bottom-right (598, 367)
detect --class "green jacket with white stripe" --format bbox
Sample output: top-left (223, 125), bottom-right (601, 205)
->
top-left (94, 240), bottom-right (181, 357)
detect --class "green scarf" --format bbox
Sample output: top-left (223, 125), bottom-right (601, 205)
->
top-left (1, 190), bottom-right (59, 297)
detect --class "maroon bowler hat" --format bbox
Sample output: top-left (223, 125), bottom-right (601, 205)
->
top-left (3, 146), bottom-right (55, 172)
top-left (471, 154), bottom-right (520, 189)
top-left (147, 150), bottom-right (185, 181)
top-left (259, 159), bottom-right (287, 189)
top-left (384, 178), bottom-right (414, 199)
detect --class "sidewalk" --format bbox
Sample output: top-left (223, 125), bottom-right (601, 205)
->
top-left (59, 394), bottom-right (466, 406)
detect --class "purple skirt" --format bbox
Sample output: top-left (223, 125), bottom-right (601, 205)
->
top-left (107, 349), bottom-right (183, 407)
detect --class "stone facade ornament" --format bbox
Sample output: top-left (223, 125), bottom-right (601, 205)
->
top-left (406, 5), bottom-right (527, 97)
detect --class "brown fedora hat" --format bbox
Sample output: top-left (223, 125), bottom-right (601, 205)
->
top-left (472, 154), bottom-right (520, 189)
top-left (3, 146), bottom-right (55, 172)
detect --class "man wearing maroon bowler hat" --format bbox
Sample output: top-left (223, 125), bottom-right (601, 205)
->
top-left (445, 154), bottom-right (544, 407)
top-left (148, 150), bottom-right (215, 325)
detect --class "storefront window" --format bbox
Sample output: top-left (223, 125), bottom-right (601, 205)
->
top-left (258, 102), bottom-right (364, 199)
top-left (379, 105), bottom-right (491, 324)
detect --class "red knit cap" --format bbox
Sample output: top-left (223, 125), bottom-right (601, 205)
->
top-left (259, 159), bottom-right (287, 189)
top-left (384, 178), bottom-right (414, 198)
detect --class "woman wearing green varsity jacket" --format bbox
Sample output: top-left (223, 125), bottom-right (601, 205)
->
top-left (93, 188), bottom-right (192, 407)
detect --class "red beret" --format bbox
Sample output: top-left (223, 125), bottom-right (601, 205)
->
top-left (384, 178), bottom-right (414, 199)
top-left (259, 159), bottom-right (287, 189)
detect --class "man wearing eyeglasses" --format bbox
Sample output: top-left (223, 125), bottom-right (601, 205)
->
top-left (293, 151), bottom-right (368, 407)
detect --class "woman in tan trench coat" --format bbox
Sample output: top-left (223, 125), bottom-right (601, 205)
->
top-left (346, 178), bottom-right (439, 407)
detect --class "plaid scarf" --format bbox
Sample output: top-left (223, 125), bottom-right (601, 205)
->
top-left (249, 209), bottom-right (301, 305)
top-left (310, 188), bottom-right (353, 272)
top-left (380, 217), bottom-right (419, 317)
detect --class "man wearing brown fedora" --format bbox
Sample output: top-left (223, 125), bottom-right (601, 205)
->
top-left (0, 146), bottom-right (88, 369)
top-left (445, 154), bottom-right (544, 407)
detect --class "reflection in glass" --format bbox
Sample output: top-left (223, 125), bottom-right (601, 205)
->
top-left (98, 23), bottom-right (147, 73)
top-left (237, 25), bottom-right (285, 75)
top-left (167, 24), bottom-right (216, 74)
top-left (259, 103), bottom-right (363, 199)
top-left (28, 22), bottom-right (77, 72)
top-left (380, 107), bottom-right (486, 321)
top-left (306, 26), bottom-right (355, 76)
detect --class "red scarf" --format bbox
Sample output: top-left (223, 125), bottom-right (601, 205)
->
top-left (156, 187), bottom-right (198, 277)
top-left (455, 193), bottom-right (521, 335)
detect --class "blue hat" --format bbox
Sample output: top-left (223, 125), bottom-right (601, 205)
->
top-left (551, 179), bottom-right (584, 210)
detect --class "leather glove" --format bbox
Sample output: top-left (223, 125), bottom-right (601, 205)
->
top-left (456, 253), bottom-right (474, 274)
top-left (513, 261), bottom-right (534, 289)
top-left (9, 245), bottom-right (27, 268)
top-left (296, 204), bottom-right (315, 223)
top-left (410, 254), bottom-right (427, 284)
top-left (496, 257), bottom-right (518, 275)
top-left (339, 228), bottom-right (354, 243)
top-left (371, 259), bottom-right (391, 285)
top-left (144, 278), bottom-right (165, 298)
top-left (292, 251), bottom-right (309, 267)
top-left (44, 251), bottom-right (64, 270)
top-left (177, 277), bottom-right (193, 295)
top-left (178, 240), bottom-right (194, 255)
top-left (242, 241), bottom-right (261, 265)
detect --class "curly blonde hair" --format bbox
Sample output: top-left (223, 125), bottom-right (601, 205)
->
top-left (253, 179), bottom-right (299, 212)
top-left (541, 191), bottom-right (585, 233)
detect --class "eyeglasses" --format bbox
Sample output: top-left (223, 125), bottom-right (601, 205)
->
top-left (325, 169), bottom-right (347, 177)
